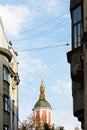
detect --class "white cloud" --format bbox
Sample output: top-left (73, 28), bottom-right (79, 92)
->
top-left (19, 54), bottom-right (48, 73)
top-left (0, 0), bottom-right (66, 37)
top-left (18, 61), bottom-right (81, 130)
top-left (18, 53), bottom-right (48, 86)
top-left (50, 79), bottom-right (71, 96)
top-left (25, 0), bottom-right (63, 18)
top-left (0, 4), bottom-right (32, 36)
top-left (49, 79), bottom-right (81, 130)
top-left (53, 109), bottom-right (81, 130)
top-left (46, 0), bottom-right (62, 15)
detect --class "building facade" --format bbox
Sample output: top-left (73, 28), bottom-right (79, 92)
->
top-left (67, 0), bottom-right (87, 129)
top-left (0, 19), bottom-right (20, 130)
top-left (33, 81), bottom-right (52, 130)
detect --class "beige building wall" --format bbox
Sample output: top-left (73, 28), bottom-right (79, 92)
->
top-left (0, 18), bottom-right (8, 49)
top-left (0, 18), bottom-right (19, 130)
top-left (9, 47), bottom-right (19, 130)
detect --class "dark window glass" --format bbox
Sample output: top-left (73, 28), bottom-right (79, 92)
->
top-left (3, 66), bottom-right (9, 82)
top-left (12, 100), bottom-right (15, 125)
top-left (4, 96), bottom-right (9, 112)
top-left (3, 125), bottom-right (9, 130)
top-left (73, 6), bottom-right (81, 24)
top-left (72, 5), bottom-right (82, 48)
top-left (74, 26), bottom-right (77, 48)
top-left (78, 23), bottom-right (81, 45)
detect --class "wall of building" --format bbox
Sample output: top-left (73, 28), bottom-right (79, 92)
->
top-left (33, 107), bottom-right (52, 129)
top-left (67, 0), bottom-right (87, 129)
top-left (0, 18), bottom-right (19, 130)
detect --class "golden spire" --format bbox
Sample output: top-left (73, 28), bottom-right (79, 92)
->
top-left (39, 80), bottom-right (45, 100)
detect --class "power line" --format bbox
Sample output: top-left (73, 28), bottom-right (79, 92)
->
top-left (16, 12), bottom-right (69, 35)
top-left (12, 19), bottom-right (69, 42)
top-left (19, 42), bottom-right (69, 101)
top-left (6, 11), bottom-right (69, 42)
top-left (31, 20), bottom-right (69, 39)
top-left (17, 43), bottom-right (69, 52)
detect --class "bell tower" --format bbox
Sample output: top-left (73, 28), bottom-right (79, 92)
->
top-left (33, 81), bottom-right (52, 130)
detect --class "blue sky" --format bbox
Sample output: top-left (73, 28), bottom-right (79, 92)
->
top-left (0, 0), bottom-right (81, 130)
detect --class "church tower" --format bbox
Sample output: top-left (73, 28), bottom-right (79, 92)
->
top-left (33, 81), bottom-right (52, 130)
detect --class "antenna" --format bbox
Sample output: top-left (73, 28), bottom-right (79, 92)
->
top-left (41, 73), bottom-right (45, 82)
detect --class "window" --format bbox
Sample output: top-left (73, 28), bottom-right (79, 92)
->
top-left (72, 5), bottom-right (83, 48)
top-left (3, 125), bottom-right (9, 130)
top-left (3, 95), bottom-right (9, 112)
top-left (12, 100), bottom-right (15, 124)
top-left (73, 6), bottom-right (81, 24)
top-left (3, 66), bottom-right (9, 82)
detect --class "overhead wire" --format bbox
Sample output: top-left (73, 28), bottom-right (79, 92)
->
top-left (7, 11), bottom-right (70, 43)
top-left (12, 19), bottom-right (69, 42)
top-left (17, 43), bottom-right (69, 52)
top-left (14, 12), bottom-right (69, 36)
top-left (20, 42), bottom-right (70, 96)
top-left (0, 0), bottom-right (70, 127)
top-left (45, 44), bottom-right (70, 74)
top-left (7, 11), bottom-right (69, 42)
top-left (30, 20), bottom-right (69, 39)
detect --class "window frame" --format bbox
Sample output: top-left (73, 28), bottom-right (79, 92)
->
top-left (72, 5), bottom-right (83, 49)
top-left (3, 66), bottom-right (9, 82)
top-left (72, 6), bottom-right (81, 24)
top-left (3, 95), bottom-right (9, 112)
top-left (12, 100), bottom-right (15, 124)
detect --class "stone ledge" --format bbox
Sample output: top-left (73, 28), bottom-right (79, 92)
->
top-left (0, 47), bottom-right (12, 62)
